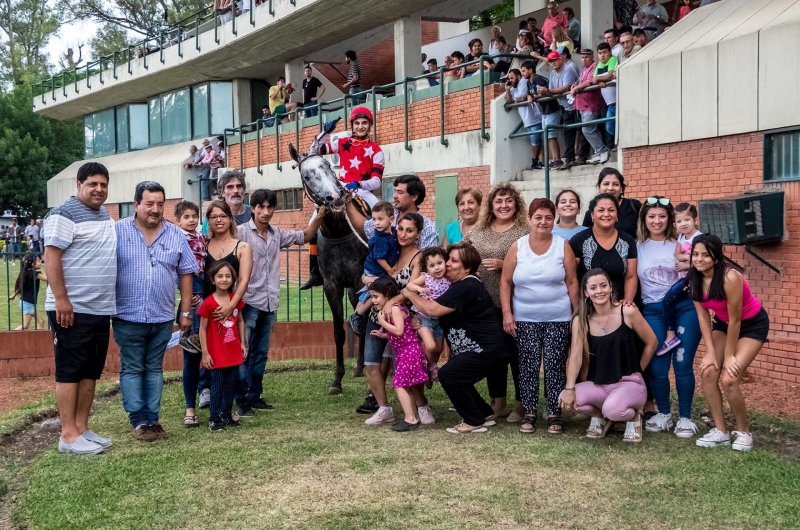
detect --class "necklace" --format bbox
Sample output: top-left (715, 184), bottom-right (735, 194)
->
top-left (592, 313), bottom-right (614, 336)
top-left (214, 238), bottom-right (233, 256)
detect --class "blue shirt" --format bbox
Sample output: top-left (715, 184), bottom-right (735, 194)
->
top-left (364, 209), bottom-right (439, 248)
top-left (552, 225), bottom-right (588, 241)
top-left (364, 229), bottom-right (400, 277)
top-left (115, 218), bottom-right (199, 323)
top-left (445, 221), bottom-right (464, 245)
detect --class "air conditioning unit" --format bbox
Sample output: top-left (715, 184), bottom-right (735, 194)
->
top-left (698, 191), bottom-right (784, 245)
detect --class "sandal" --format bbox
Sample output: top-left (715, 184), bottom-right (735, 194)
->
top-left (623, 411), bottom-right (644, 443)
top-left (519, 416), bottom-right (537, 434)
top-left (183, 415), bottom-right (199, 428)
top-left (446, 422), bottom-right (488, 434)
top-left (586, 417), bottom-right (613, 439)
top-left (547, 416), bottom-right (563, 435)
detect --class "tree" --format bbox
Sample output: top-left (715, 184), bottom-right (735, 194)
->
top-left (0, 82), bottom-right (83, 217)
top-left (0, 0), bottom-right (60, 84)
top-left (60, 0), bottom-right (209, 39)
top-left (469, 0), bottom-right (515, 31)
top-left (88, 23), bottom-right (132, 61)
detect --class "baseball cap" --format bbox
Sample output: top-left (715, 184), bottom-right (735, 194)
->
top-left (579, 48), bottom-right (594, 55)
top-left (546, 51), bottom-right (561, 61)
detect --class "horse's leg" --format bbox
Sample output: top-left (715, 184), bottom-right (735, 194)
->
top-left (324, 283), bottom-right (346, 395)
top-left (345, 288), bottom-right (365, 378)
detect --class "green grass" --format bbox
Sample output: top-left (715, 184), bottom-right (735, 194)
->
top-left (0, 259), bottom-right (48, 331)
top-left (11, 360), bottom-right (800, 530)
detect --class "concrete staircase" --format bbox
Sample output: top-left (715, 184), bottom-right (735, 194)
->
top-left (513, 151), bottom-right (620, 206)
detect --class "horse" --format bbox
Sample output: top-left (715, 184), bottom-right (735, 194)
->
top-left (289, 119), bottom-right (370, 395)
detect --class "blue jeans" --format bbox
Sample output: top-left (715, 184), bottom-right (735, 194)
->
top-left (643, 297), bottom-right (702, 418)
top-left (304, 103), bottom-right (318, 118)
top-left (349, 86), bottom-right (365, 106)
top-left (183, 350), bottom-right (201, 409)
top-left (236, 305), bottom-right (277, 404)
top-left (364, 316), bottom-right (388, 366)
top-left (113, 319), bottom-right (174, 428)
top-left (196, 166), bottom-right (211, 201)
top-left (11, 242), bottom-right (21, 255)
top-left (605, 104), bottom-right (616, 138)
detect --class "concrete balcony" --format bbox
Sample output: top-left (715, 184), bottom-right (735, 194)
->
top-left (32, 0), bottom-right (495, 121)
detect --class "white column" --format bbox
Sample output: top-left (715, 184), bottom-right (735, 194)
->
top-left (284, 58), bottom-right (305, 88)
top-left (394, 16), bottom-right (421, 95)
top-left (232, 78), bottom-right (252, 126)
top-left (580, 0), bottom-right (614, 52)
top-left (515, 0), bottom-right (547, 17)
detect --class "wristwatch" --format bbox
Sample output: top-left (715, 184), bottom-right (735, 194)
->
top-left (180, 311), bottom-right (192, 319)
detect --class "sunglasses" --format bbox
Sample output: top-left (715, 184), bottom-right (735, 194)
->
top-left (646, 197), bottom-right (670, 206)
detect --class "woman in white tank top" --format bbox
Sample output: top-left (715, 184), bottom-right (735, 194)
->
top-left (500, 199), bottom-right (580, 434)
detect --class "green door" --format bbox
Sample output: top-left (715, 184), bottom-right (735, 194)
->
top-left (435, 175), bottom-right (459, 241)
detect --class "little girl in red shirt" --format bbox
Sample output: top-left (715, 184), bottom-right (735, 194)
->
top-left (198, 262), bottom-right (247, 431)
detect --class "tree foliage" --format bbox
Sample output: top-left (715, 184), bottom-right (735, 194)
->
top-left (469, 0), bottom-right (516, 31)
top-left (60, 0), bottom-right (209, 39)
top-left (0, 0), bottom-right (60, 84)
top-left (0, 83), bottom-right (83, 217)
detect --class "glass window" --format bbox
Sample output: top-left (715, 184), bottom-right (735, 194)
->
top-left (192, 84), bottom-right (210, 139)
top-left (210, 82), bottom-right (233, 135)
top-left (92, 108), bottom-right (116, 157)
top-left (766, 130), bottom-right (800, 181)
top-left (161, 88), bottom-right (191, 144)
top-left (119, 202), bottom-right (134, 218)
top-left (84, 116), bottom-right (94, 158)
top-left (276, 189), bottom-right (302, 211)
top-left (149, 97), bottom-right (162, 145)
top-left (130, 104), bottom-right (149, 150)
top-left (116, 106), bottom-right (129, 153)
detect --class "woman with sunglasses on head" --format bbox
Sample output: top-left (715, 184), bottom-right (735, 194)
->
top-left (689, 234), bottom-right (769, 451)
top-left (636, 197), bottom-right (702, 439)
top-left (582, 168), bottom-right (642, 240)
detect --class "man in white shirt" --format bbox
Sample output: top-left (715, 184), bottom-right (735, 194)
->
top-left (506, 67), bottom-right (543, 170)
top-left (604, 28), bottom-right (624, 57)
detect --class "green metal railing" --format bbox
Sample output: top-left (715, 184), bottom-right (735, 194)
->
top-left (32, 0), bottom-right (300, 99)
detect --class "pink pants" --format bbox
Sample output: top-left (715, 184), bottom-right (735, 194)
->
top-left (575, 373), bottom-right (647, 422)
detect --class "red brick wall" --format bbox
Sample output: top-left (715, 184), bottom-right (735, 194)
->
top-left (624, 133), bottom-right (800, 386)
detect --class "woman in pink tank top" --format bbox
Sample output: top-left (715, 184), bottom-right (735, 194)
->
top-left (687, 234), bottom-right (769, 452)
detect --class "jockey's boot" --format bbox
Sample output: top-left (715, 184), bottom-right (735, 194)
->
top-left (300, 252), bottom-right (324, 290)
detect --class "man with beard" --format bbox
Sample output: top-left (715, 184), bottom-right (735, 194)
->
top-left (113, 181), bottom-right (198, 442)
top-left (218, 171), bottom-right (251, 225)
top-left (301, 107), bottom-right (385, 290)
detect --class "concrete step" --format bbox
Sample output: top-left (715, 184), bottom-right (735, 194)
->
top-left (513, 152), bottom-right (620, 206)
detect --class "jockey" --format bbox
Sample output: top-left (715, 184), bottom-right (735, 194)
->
top-left (301, 106), bottom-right (386, 290)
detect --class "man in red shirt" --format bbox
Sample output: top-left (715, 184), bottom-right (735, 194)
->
top-left (541, 1), bottom-right (569, 47)
top-left (570, 48), bottom-right (610, 164)
top-left (301, 107), bottom-right (386, 289)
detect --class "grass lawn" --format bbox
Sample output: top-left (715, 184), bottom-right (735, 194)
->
top-left (11, 360), bottom-right (800, 530)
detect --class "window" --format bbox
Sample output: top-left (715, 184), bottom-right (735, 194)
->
top-left (148, 98), bottom-right (162, 145)
top-left (84, 116), bottom-right (94, 157)
top-left (116, 106), bottom-right (129, 153)
top-left (129, 104), bottom-right (149, 150)
top-left (83, 109), bottom-right (115, 158)
top-left (161, 88), bottom-right (191, 144)
top-left (210, 82), bottom-right (234, 135)
top-left (192, 84), bottom-right (210, 139)
top-left (276, 189), bottom-right (303, 211)
top-left (119, 202), bottom-right (134, 218)
top-left (765, 129), bottom-right (800, 181)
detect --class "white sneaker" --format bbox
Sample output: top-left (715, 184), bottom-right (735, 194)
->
top-left (587, 154), bottom-right (602, 164)
top-left (198, 388), bottom-right (210, 409)
top-left (599, 151), bottom-right (610, 163)
top-left (674, 417), bottom-right (698, 439)
top-left (82, 430), bottom-right (113, 448)
top-left (645, 413), bottom-right (674, 433)
top-left (365, 406), bottom-right (394, 425)
top-left (732, 431), bottom-right (754, 451)
top-left (417, 406), bottom-right (436, 425)
top-left (58, 434), bottom-right (104, 455)
top-left (696, 428), bottom-right (731, 448)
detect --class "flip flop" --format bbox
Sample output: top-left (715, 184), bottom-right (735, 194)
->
top-left (183, 415), bottom-right (199, 428)
top-left (446, 423), bottom-right (488, 434)
top-left (483, 420), bottom-right (497, 427)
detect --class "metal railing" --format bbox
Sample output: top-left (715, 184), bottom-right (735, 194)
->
top-left (504, 81), bottom-right (618, 199)
top-left (222, 53), bottom-right (534, 174)
top-left (31, 0), bottom-right (296, 99)
top-left (1, 251), bottom-right (48, 331)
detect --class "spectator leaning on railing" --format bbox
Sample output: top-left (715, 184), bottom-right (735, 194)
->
top-left (618, 31), bottom-right (642, 64)
top-left (593, 42), bottom-right (619, 149)
top-left (536, 49), bottom-right (579, 171)
top-left (571, 49), bottom-right (610, 165)
top-left (464, 39), bottom-right (484, 76)
top-left (633, 28), bottom-right (650, 48)
top-left (507, 66), bottom-right (543, 171)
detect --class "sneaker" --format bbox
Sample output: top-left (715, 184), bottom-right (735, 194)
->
top-left (180, 334), bottom-right (201, 353)
top-left (132, 425), bottom-right (159, 442)
top-left (198, 388), bottom-right (211, 409)
top-left (587, 153), bottom-right (602, 164)
top-left (365, 406), bottom-right (395, 425)
top-left (674, 417), bottom-right (699, 439)
top-left (150, 424), bottom-right (168, 439)
top-left (549, 160), bottom-right (564, 170)
top-left (186, 334), bottom-right (202, 353)
top-left (696, 428), bottom-right (731, 448)
top-left (529, 159), bottom-right (544, 170)
top-left (657, 336), bottom-right (682, 356)
top-left (209, 420), bottom-right (226, 432)
top-left (558, 160), bottom-right (574, 171)
top-left (732, 431), bottom-right (754, 451)
top-left (599, 151), bottom-right (610, 163)
top-left (251, 398), bottom-right (275, 410)
top-left (237, 405), bottom-right (255, 418)
top-left (58, 434), bottom-right (104, 455)
top-left (391, 420), bottom-right (420, 432)
top-left (225, 417), bottom-right (242, 428)
top-left (418, 406), bottom-right (436, 425)
top-left (82, 430), bottom-right (113, 448)
top-left (645, 413), bottom-right (674, 433)
top-left (356, 393), bottom-right (379, 414)
top-left (348, 312), bottom-right (366, 336)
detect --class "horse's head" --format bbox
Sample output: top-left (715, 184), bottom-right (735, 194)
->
top-left (290, 117), bottom-right (347, 213)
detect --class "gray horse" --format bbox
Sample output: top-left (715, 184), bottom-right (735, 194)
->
top-left (289, 119), bottom-right (369, 395)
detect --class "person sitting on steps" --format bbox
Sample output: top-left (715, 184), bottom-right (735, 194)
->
top-left (301, 106), bottom-right (386, 290)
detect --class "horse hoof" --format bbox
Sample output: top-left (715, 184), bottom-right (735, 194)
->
top-left (329, 386), bottom-right (342, 395)
top-left (352, 367), bottom-right (364, 378)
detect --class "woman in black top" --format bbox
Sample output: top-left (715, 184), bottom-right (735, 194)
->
top-left (402, 242), bottom-right (509, 434)
top-left (559, 269), bottom-right (657, 442)
top-left (582, 168), bottom-right (642, 239)
top-left (570, 193), bottom-right (638, 305)
top-left (10, 253), bottom-right (47, 330)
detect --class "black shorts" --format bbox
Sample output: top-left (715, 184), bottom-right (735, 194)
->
top-left (712, 307), bottom-right (769, 343)
top-left (48, 311), bottom-right (111, 383)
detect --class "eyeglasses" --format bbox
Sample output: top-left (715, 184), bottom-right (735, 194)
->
top-left (208, 214), bottom-right (229, 221)
top-left (646, 197), bottom-right (670, 206)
